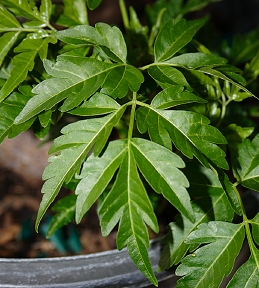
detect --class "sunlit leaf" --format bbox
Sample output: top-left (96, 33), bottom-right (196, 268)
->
top-left (154, 18), bottom-right (207, 62)
top-left (35, 109), bottom-right (125, 231)
top-left (136, 107), bottom-right (228, 169)
top-left (99, 148), bottom-right (159, 286)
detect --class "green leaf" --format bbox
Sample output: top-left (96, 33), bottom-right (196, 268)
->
top-left (46, 195), bottom-right (77, 238)
top-left (0, 32), bottom-right (20, 67)
top-left (101, 65), bottom-right (144, 98)
top-left (237, 134), bottom-right (259, 191)
top-left (227, 254), bottom-right (259, 288)
top-left (57, 23), bottom-right (127, 63)
top-left (99, 148), bottom-right (159, 286)
top-left (151, 85), bottom-right (207, 109)
top-left (35, 109), bottom-right (125, 231)
top-left (39, 0), bottom-right (52, 23)
top-left (14, 57), bottom-right (116, 123)
top-left (131, 138), bottom-right (194, 221)
top-left (148, 65), bottom-right (190, 88)
top-left (182, 0), bottom-right (219, 14)
top-left (0, 4), bottom-right (21, 28)
top-left (87, 0), bottom-right (102, 10)
top-left (197, 66), bottom-right (254, 97)
top-left (69, 92), bottom-right (121, 116)
top-left (0, 90), bottom-right (33, 144)
top-left (163, 52), bottom-right (227, 69)
top-left (159, 162), bottom-right (235, 271)
top-left (75, 140), bottom-right (127, 223)
top-left (0, 37), bottom-right (51, 102)
top-left (176, 222), bottom-right (245, 288)
top-left (154, 18), bottom-right (207, 62)
top-left (57, 0), bottom-right (88, 27)
top-left (136, 107), bottom-right (228, 169)
top-left (215, 167), bottom-right (242, 216)
top-left (0, 0), bottom-right (41, 21)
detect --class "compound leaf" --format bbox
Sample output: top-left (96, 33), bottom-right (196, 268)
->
top-left (158, 161), bottom-right (235, 271)
top-left (136, 107), bottom-right (228, 169)
top-left (131, 138), bottom-right (194, 221)
top-left (75, 140), bottom-right (127, 223)
top-left (15, 57), bottom-right (115, 123)
top-left (99, 148), bottom-right (159, 286)
top-left (176, 221), bottom-right (245, 288)
top-left (46, 194), bottom-right (77, 238)
top-left (154, 18), bottom-right (207, 62)
top-left (35, 109), bottom-right (125, 231)
top-left (236, 134), bottom-right (259, 191)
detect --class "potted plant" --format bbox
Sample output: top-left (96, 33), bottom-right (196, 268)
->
top-left (1, 0), bottom-right (259, 287)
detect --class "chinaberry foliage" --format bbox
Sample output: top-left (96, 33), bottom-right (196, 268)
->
top-left (1, 0), bottom-right (259, 286)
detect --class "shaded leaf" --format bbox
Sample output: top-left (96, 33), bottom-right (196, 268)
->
top-left (136, 107), bottom-right (228, 169)
top-left (99, 149), bottom-right (159, 286)
top-left (176, 221), bottom-right (245, 288)
top-left (131, 138), bottom-right (194, 221)
top-left (47, 195), bottom-right (77, 238)
top-left (151, 85), bottom-right (206, 109)
top-left (227, 253), bottom-right (259, 288)
top-left (182, 0), bottom-right (220, 14)
top-left (158, 194), bottom-right (233, 271)
top-left (198, 66), bottom-right (254, 97)
top-left (154, 18), bottom-right (207, 62)
top-left (87, 0), bottom-right (102, 10)
top-left (237, 134), bottom-right (259, 191)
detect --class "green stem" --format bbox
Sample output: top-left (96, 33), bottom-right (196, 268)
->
top-left (128, 92), bottom-right (137, 141)
top-left (234, 184), bottom-right (256, 253)
top-left (216, 92), bottom-right (227, 128)
top-left (119, 0), bottom-right (129, 29)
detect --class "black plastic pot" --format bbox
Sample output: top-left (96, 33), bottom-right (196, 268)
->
top-left (0, 240), bottom-right (178, 287)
